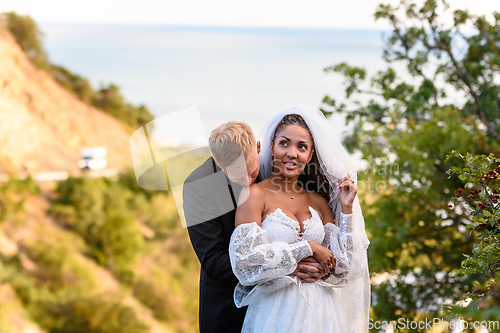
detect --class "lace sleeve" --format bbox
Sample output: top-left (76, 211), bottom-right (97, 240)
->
top-left (229, 222), bottom-right (313, 286)
top-left (322, 213), bottom-right (367, 284)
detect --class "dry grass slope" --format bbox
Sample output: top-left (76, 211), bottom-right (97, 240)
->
top-left (0, 26), bottom-right (132, 173)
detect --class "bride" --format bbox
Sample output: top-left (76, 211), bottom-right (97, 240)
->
top-left (229, 105), bottom-right (370, 333)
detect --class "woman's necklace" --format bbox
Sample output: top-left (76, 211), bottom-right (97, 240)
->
top-left (272, 176), bottom-right (298, 199)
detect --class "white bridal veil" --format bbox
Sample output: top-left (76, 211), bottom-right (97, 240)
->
top-left (259, 104), bottom-right (371, 333)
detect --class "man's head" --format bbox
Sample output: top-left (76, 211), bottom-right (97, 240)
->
top-left (209, 121), bottom-right (261, 186)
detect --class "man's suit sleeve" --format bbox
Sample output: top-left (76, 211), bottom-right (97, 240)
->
top-left (183, 174), bottom-right (236, 282)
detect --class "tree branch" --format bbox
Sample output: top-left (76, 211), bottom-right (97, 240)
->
top-left (443, 48), bottom-right (500, 144)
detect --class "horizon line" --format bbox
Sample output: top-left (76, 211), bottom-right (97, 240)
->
top-left (37, 21), bottom-right (391, 32)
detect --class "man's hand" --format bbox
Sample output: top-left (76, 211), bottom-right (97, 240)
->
top-left (291, 257), bottom-right (326, 283)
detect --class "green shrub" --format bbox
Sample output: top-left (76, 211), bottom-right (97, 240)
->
top-left (132, 260), bottom-right (197, 333)
top-left (0, 175), bottom-right (39, 221)
top-left (101, 208), bottom-right (144, 282)
top-left (49, 177), bottom-right (106, 249)
top-left (446, 151), bottom-right (500, 321)
top-left (142, 193), bottom-right (179, 240)
top-left (50, 65), bottom-right (95, 103)
top-left (133, 277), bottom-right (172, 321)
top-left (5, 12), bottom-right (48, 68)
top-left (1, 256), bottom-right (148, 333)
top-left (50, 176), bottom-right (145, 278)
top-left (117, 169), bottom-right (152, 197)
top-left (42, 293), bottom-right (149, 333)
top-left (92, 84), bottom-right (155, 129)
top-left (21, 240), bottom-right (96, 295)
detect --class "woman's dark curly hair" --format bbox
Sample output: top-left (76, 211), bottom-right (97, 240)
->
top-left (271, 114), bottom-right (332, 202)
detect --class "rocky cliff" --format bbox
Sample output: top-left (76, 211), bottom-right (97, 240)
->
top-left (0, 26), bottom-right (132, 173)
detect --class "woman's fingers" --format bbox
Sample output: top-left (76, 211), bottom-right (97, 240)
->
top-left (338, 178), bottom-right (358, 193)
top-left (312, 244), bottom-right (335, 272)
top-left (336, 176), bottom-right (348, 187)
top-left (322, 260), bottom-right (330, 272)
top-left (323, 252), bottom-right (336, 272)
top-left (337, 175), bottom-right (357, 188)
top-left (327, 254), bottom-right (336, 271)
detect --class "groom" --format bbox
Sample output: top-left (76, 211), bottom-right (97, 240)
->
top-left (183, 121), bottom-right (325, 333)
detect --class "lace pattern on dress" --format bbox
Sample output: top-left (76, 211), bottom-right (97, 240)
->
top-left (229, 222), bottom-right (313, 286)
top-left (322, 212), bottom-right (367, 285)
top-left (263, 207), bottom-right (325, 244)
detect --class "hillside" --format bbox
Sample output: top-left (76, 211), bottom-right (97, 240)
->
top-left (0, 191), bottom-right (170, 333)
top-left (0, 14), bottom-right (202, 333)
top-left (0, 173), bottom-right (201, 333)
top-left (0, 24), bottom-right (131, 173)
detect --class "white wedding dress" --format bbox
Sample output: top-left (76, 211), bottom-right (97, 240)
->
top-left (229, 206), bottom-right (357, 333)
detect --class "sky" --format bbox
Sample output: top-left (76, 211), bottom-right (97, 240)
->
top-left (2, 0), bottom-right (500, 156)
top-left (1, 0), bottom-right (500, 29)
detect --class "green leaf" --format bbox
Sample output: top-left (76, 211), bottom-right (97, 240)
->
top-left (321, 0), bottom-right (500, 319)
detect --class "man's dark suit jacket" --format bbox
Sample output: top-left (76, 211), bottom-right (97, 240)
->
top-left (184, 157), bottom-right (258, 333)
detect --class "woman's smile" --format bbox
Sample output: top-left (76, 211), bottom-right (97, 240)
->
top-left (271, 124), bottom-right (313, 177)
top-left (283, 159), bottom-right (297, 169)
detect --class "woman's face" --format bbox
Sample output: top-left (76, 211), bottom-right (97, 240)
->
top-left (271, 124), bottom-right (314, 178)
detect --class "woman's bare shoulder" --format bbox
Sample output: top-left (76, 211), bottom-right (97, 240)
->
top-left (255, 177), bottom-right (274, 189)
top-left (307, 190), bottom-right (327, 204)
top-left (237, 183), bottom-right (264, 204)
top-left (307, 191), bottom-right (334, 224)
top-left (235, 183), bottom-right (266, 227)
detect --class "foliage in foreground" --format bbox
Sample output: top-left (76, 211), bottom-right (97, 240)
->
top-left (321, 0), bottom-right (500, 325)
top-left (447, 151), bottom-right (500, 321)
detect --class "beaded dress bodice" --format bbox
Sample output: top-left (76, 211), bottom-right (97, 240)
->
top-left (261, 206), bottom-right (325, 245)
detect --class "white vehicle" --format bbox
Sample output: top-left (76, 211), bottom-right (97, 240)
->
top-left (78, 147), bottom-right (107, 170)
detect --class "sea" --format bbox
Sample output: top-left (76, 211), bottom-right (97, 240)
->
top-left (40, 24), bottom-right (389, 145)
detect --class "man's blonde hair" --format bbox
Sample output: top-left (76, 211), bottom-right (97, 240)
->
top-left (209, 121), bottom-right (256, 168)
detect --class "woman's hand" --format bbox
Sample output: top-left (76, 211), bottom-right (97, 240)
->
top-left (308, 242), bottom-right (336, 272)
top-left (337, 175), bottom-right (357, 214)
top-left (291, 257), bottom-right (325, 283)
